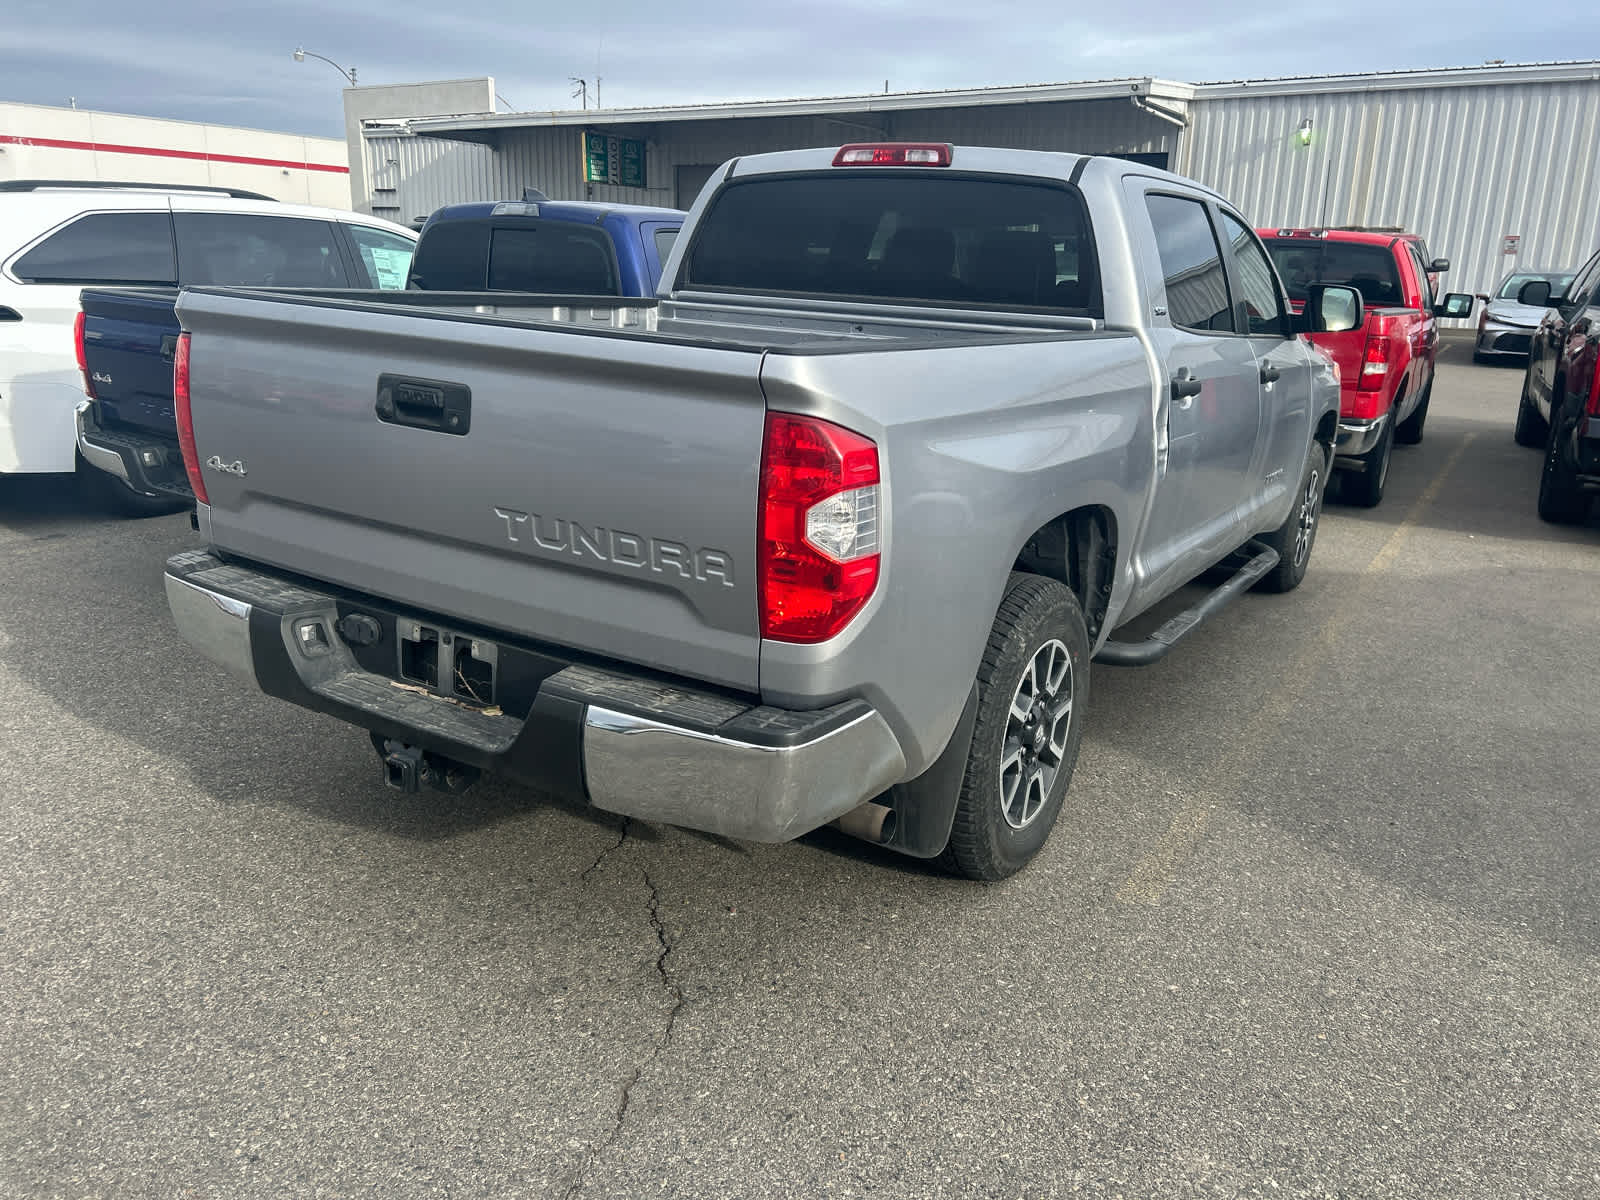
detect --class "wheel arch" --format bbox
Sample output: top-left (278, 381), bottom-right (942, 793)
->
top-left (1011, 504), bottom-right (1118, 642)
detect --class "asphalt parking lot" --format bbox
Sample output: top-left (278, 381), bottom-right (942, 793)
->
top-left (3, 340), bottom-right (1598, 1199)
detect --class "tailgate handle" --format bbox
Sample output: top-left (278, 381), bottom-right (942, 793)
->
top-left (376, 374), bottom-right (472, 436)
top-left (160, 334), bottom-right (178, 360)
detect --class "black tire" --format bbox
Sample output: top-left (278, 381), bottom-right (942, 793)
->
top-left (1341, 413), bottom-right (1393, 508)
top-left (939, 572), bottom-right (1089, 882)
top-left (1513, 370), bottom-right (1548, 448)
top-left (75, 452), bottom-right (189, 518)
top-left (1394, 379), bottom-right (1430, 445)
top-left (1254, 442), bottom-right (1327, 594)
top-left (1537, 409), bottom-right (1590, 525)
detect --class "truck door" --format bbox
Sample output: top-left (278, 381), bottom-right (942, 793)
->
top-left (1132, 190), bottom-right (1264, 601)
top-left (1216, 208), bottom-right (1311, 529)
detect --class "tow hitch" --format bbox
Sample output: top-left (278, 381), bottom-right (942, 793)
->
top-left (370, 733), bottom-right (482, 795)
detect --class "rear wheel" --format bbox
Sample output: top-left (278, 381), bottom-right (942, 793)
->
top-left (1394, 378), bottom-right (1430, 445)
top-left (940, 573), bottom-right (1089, 882)
top-left (1255, 442), bottom-right (1326, 594)
top-left (1537, 409), bottom-right (1590, 525)
top-left (1342, 414), bottom-right (1393, 508)
top-left (1513, 370), bottom-right (1548, 448)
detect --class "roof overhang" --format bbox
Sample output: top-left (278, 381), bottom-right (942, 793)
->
top-left (405, 77), bottom-right (1196, 143)
top-left (1194, 60), bottom-right (1600, 99)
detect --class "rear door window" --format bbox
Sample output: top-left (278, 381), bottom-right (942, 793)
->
top-left (12, 212), bottom-right (177, 284)
top-left (1145, 194), bottom-right (1233, 332)
top-left (487, 226), bottom-right (619, 294)
top-left (175, 213), bottom-right (349, 287)
top-left (1218, 211), bottom-right (1285, 335)
top-left (682, 173), bottom-right (1100, 313)
top-left (346, 225), bottom-right (416, 289)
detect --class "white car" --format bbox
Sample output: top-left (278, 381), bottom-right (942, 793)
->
top-left (0, 180), bottom-right (416, 511)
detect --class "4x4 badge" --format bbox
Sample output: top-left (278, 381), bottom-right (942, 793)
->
top-left (205, 455), bottom-right (247, 477)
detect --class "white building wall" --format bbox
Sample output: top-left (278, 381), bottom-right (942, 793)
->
top-left (1183, 79), bottom-right (1600, 305)
top-left (0, 102), bottom-right (349, 206)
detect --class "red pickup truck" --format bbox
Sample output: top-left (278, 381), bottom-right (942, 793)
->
top-left (1260, 228), bottom-right (1473, 506)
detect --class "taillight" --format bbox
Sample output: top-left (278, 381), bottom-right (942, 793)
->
top-left (173, 332), bottom-right (208, 504)
top-left (759, 413), bottom-right (881, 643)
top-left (1357, 335), bottom-right (1391, 392)
top-left (832, 142), bottom-right (951, 167)
top-left (73, 310), bottom-right (95, 398)
top-left (1588, 350), bottom-right (1600, 418)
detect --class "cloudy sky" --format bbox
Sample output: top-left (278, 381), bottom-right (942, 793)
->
top-left (2, 0), bottom-right (1588, 138)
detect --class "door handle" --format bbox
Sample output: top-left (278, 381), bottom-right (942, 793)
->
top-left (1171, 368), bottom-right (1202, 409)
top-left (1259, 363), bottom-right (1281, 385)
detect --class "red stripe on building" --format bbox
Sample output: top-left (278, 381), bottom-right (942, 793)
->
top-left (0, 134), bottom-right (350, 175)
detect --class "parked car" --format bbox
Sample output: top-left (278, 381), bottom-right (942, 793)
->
top-left (0, 179), bottom-right (417, 514)
top-left (158, 144), bottom-right (1354, 880)
top-left (1475, 267), bottom-right (1576, 362)
top-left (405, 200), bottom-right (683, 295)
top-left (1514, 245), bottom-right (1600, 523)
top-left (1260, 227), bottom-right (1473, 507)
top-left (75, 198), bottom-right (682, 511)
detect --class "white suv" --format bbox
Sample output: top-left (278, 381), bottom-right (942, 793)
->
top-left (0, 180), bottom-right (416, 505)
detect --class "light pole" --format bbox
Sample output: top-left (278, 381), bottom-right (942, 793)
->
top-left (293, 47), bottom-right (357, 86)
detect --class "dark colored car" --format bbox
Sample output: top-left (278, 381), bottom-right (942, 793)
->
top-left (1516, 245), bottom-right (1600, 524)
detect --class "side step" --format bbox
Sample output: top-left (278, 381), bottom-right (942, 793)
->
top-left (1094, 541), bottom-right (1279, 667)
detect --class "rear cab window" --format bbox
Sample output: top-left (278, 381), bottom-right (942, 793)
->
top-left (407, 218), bottom-right (620, 293)
top-left (11, 212), bottom-right (177, 284)
top-left (680, 172), bottom-right (1101, 314)
top-left (488, 226), bottom-right (618, 294)
top-left (1262, 238), bottom-right (1405, 309)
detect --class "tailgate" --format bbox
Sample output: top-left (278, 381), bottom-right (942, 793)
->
top-left (81, 288), bottom-right (183, 437)
top-left (177, 290), bottom-right (765, 692)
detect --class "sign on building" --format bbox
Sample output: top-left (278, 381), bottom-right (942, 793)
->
top-left (582, 131), bottom-right (646, 188)
top-left (1501, 234), bottom-right (1521, 255)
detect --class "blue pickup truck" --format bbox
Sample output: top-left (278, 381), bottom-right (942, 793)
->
top-left (75, 199), bottom-right (684, 513)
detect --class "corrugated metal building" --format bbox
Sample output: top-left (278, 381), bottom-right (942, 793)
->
top-left (0, 101), bottom-right (350, 206)
top-left (350, 62), bottom-right (1600, 300)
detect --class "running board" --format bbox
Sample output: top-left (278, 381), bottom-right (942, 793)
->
top-left (1094, 541), bottom-right (1279, 667)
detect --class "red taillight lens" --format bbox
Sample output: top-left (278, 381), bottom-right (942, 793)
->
top-left (832, 142), bottom-right (951, 167)
top-left (73, 310), bottom-right (95, 398)
top-left (759, 413), bottom-right (881, 643)
top-left (1587, 352), bottom-right (1600, 418)
top-left (1357, 335), bottom-right (1391, 392)
top-left (173, 332), bottom-right (208, 505)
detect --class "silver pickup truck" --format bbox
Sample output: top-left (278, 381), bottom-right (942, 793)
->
top-left (163, 144), bottom-right (1355, 879)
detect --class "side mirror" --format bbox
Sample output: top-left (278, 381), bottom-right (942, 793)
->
top-left (1295, 284), bottom-right (1363, 334)
top-left (1433, 292), bottom-right (1475, 319)
top-left (1518, 280), bottom-right (1553, 307)
top-left (1429, 257), bottom-right (1451, 273)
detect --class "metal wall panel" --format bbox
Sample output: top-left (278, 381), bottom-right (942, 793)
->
top-left (379, 98), bottom-right (1181, 215)
top-left (1182, 81), bottom-right (1600, 315)
top-left (362, 132), bottom-right (498, 226)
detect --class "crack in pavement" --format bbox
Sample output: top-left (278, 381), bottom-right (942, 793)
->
top-left (578, 817), bottom-right (630, 884)
top-left (563, 866), bottom-right (685, 1199)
